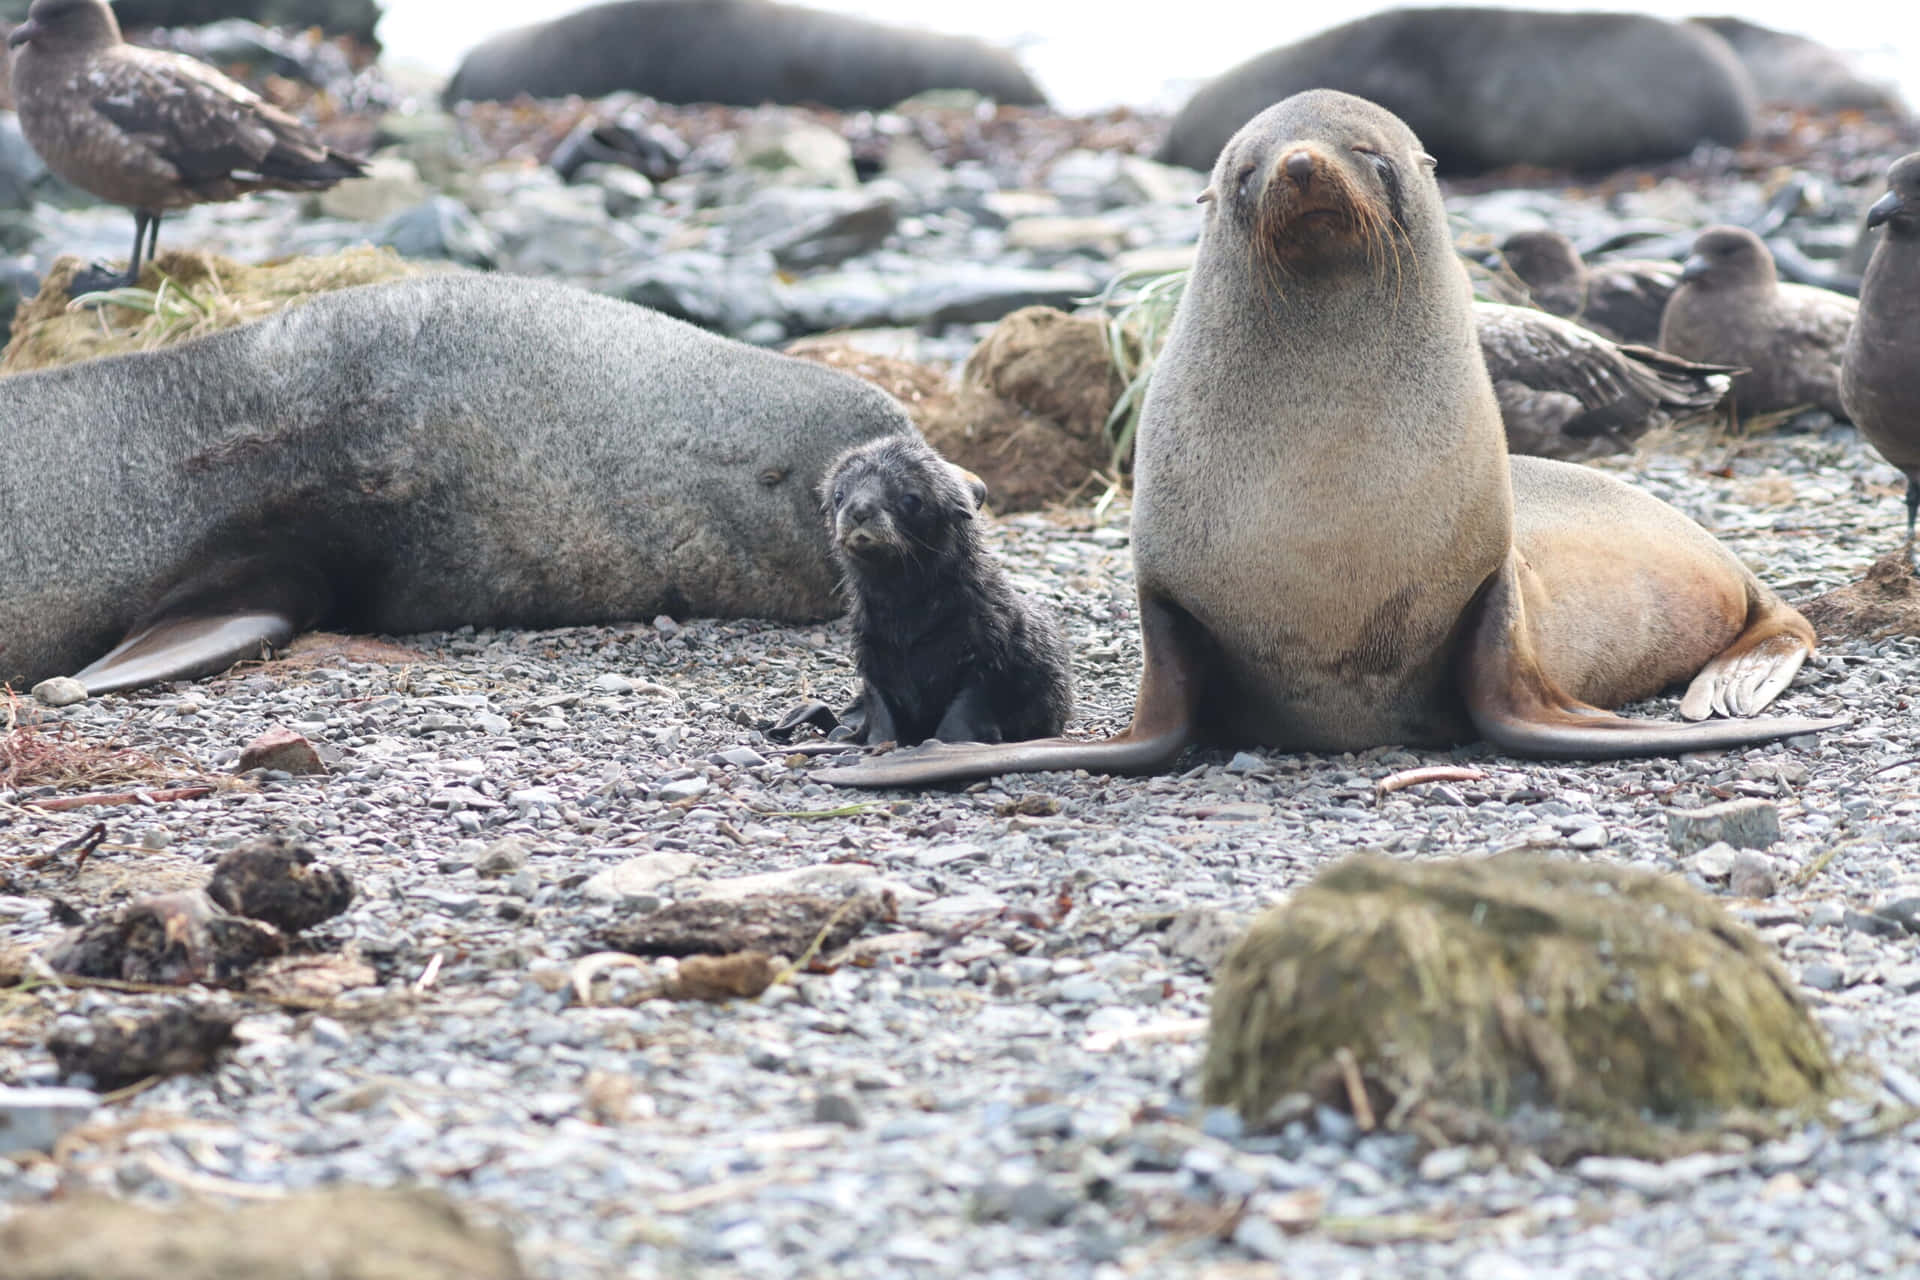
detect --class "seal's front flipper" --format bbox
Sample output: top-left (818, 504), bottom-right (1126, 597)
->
top-left (72, 555), bottom-right (331, 695)
top-left (817, 593), bottom-right (1203, 787)
top-left (1461, 553), bottom-right (1847, 760)
top-left (75, 612), bottom-right (298, 694)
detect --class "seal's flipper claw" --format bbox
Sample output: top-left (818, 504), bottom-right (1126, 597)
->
top-left (75, 612), bottom-right (299, 694)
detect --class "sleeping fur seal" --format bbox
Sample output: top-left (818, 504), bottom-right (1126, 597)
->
top-left (821, 90), bottom-right (1840, 787)
top-left (443, 0), bottom-right (1045, 109)
top-left (0, 273), bottom-right (917, 694)
top-left (1155, 8), bottom-right (1754, 176)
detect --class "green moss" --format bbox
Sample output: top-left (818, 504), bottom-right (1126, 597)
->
top-left (1203, 853), bottom-right (1841, 1158)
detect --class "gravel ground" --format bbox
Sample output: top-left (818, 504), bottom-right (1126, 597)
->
top-left (2, 408), bottom-right (1918, 1277)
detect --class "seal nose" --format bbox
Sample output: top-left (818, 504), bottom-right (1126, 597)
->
top-left (1284, 150), bottom-right (1315, 190)
top-left (846, 498), bottom-right (878, 524)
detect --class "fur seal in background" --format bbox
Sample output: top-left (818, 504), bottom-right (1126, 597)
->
top-left (1689, 16), bottom-right (1906, 117)
top-left (6, 0), bottom-right (366, 295)
top-left (820, 91), bottom-right (1840, 788)
top-left (1659, 225), bottom-right (1857, 420)
top-left (1841, 153), bottom-right (1920, 567)
top-left (443, 0), bottom-right (1045, 109)
top-left (1475, 302), bottom-right (1733, 458)
top-left (1495, 229), bottom-right (1679, 346)
top-left (812, 435), bottom-right (1072, 746)
top-left (0, 274), bottom-right (917, 695)
top-left (1155, 9), bottom-right (1754, 176)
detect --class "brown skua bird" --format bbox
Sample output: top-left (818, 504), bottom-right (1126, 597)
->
top-left (1496, 228), bottom-right (1680, 346)
top-left (1658, 224), bottom-right (1857, 420)
top-left (6, 0), bottom-right (366, 294)
top-left (1840, 153), bottom-right (1920, 568)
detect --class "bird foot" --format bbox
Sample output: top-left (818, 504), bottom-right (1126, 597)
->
top-left (68, 262), bottom-right (140, 300)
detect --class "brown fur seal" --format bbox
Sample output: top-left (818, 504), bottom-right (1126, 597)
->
top-left (1689, 17), bottom-right (1905, 117)
top-left (0, 273), bottom-right (917, 695)
top-left (1841, 153), bottom-right (1920, 567)
top-left (6, 0), bottom-right (366, 295)
top-left (1495, 229), bottom-right (1679, 346)
top-left (807, 435), bottom-right (1072, 746)
top-left (1659, 225), bottom-right (1857, 420)
top-left (443, 0), bottom-right (1045, 110)
top-left (820, 90), bottom-right (1840, 788)
top-left (1155, 9), bottom-right (1754, 176)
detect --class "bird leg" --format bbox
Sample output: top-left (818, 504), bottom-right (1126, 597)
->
top-left (1905, 474), bottom-right (1919, 574)
top-left (69, 209), bottom-right (158, 298)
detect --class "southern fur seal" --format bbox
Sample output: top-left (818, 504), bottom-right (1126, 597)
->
top-left (1475, 301), bottom-right (1732, 458)
top-left (5, 0), bottom-right (366, 295)
top-left (1495, 229), bottom-right (1679, 346)
top-left (813, 435), bottom-right (1072, 746)
top-left (0, 273), bottom-right (918, 695)
top-left (1659, 225), bottom-right (1857, 420)
top-left (820, 91), bottom-right (1840, 788)
top-left (443, 0), bottom-right (1045, 110)
top-left (1689, 16), bottom-right (1905, 117)
top-left (1155, 9), bottom-right (1754, 176)
top-left (1840, 153), bottom-right (1920, 567)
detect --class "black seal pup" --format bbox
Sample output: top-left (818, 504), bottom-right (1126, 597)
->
top-left (817, 435), bottom-right (1071, 746)
top-left (6, 0), bottom-right (366, 295)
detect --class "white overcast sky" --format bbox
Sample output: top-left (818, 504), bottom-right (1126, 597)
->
top-left (378, 0), bottom-right (1918, 112)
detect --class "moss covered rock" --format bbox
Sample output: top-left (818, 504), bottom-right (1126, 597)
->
top-left (1203, 853), bottom-right (1839, 1157)
top-left (2, 246), bottom-right (431, 374)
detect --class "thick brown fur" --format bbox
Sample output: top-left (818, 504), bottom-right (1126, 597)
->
top-left (820, 90), bottom-right (1838, 788)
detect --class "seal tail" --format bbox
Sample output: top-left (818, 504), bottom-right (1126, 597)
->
top-left (1461, 555), bottom-right (1847, 760)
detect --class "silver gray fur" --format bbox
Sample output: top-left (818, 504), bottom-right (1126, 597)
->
top-left (0, 272), bottom-right (917, 689)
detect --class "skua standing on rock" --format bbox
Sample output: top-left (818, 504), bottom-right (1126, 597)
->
top-left (1155, 8), bottom-right (1754, 175)
top-left (1475, 301), bottom-right (1733, 458)
top-left (442, 0), bottom-right (1046, 109)
top-left (5, 0), bottom-right (366, 294)
top-left (1840, 153), bottom-right (1920, 568)
top-left (806, 434), bottom-right (1073, 747)
top-left (1495, 229), bottom-right (1679, 346)
top-left (1659, 225), bottom-right (1857, 420)
top-left (821, 91), bottom-right (1843, 787)
top-left (0, 273), bottom-right (919, 695)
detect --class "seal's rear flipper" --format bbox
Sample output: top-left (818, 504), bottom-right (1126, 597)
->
top-left (1461, 555), bottom-right (1847, 759)
top-left (75, 612), bottom-right (299, 694)
top-left (72, 555), bottom-right (331, 695)
top-left (819, 593), bottom-right (1204, 787)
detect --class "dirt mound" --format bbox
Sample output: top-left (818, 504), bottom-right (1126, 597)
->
top-left (1203, 852), bottom-right (1839, 1160)
top-left (2, 246), bottom-right (431, 374)
top-left (1800, 551), bottom-right (1920, 640)
top-left (786, 305), bottom-right (1128, 512)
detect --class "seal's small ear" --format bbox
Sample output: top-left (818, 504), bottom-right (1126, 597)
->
top-left (1196, 186), bottom-right (1216, 204)
top-left (1415, 152), bottom-right (1437, 172)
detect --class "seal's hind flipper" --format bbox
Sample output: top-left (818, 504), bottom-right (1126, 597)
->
top-left (75, 612), bottom-right (299, 694)
top-left (1459, 552), bottom-right (1850, 759)
top-left (72, 554), bottom-right (331, 695)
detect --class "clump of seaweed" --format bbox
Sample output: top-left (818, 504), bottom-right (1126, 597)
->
top-left (0, 692), bottom-right (198, 793)
top-left (1203, 852), bottom-right (1842, 1160)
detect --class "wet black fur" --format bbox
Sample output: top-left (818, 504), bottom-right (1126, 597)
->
top-left (822, 436), bottom-right (1073, 747)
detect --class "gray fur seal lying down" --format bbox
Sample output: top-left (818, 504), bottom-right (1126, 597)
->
top-left (1156, 8), bottom-right (1754, 176)
top-left (0, 273), bottom-right (917, 694)
top-left (443, 0), bottom-right (1046, 109)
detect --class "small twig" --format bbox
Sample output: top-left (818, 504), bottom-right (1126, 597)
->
top-left (1376, 766), bottom-right (1486, 798)
top-left (412, 952), bottom-right (443, 992)
top-left (1791, 841), bottom-right (1851, 889)
top-left (25, 786), bottom-right (213, 811)
top-left (1336, 1046), bottom-right (1376, 1132)
top-left (762, 803), bottom-right (874, 819)
top-left (773, 896), bottom-right (865, 985)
